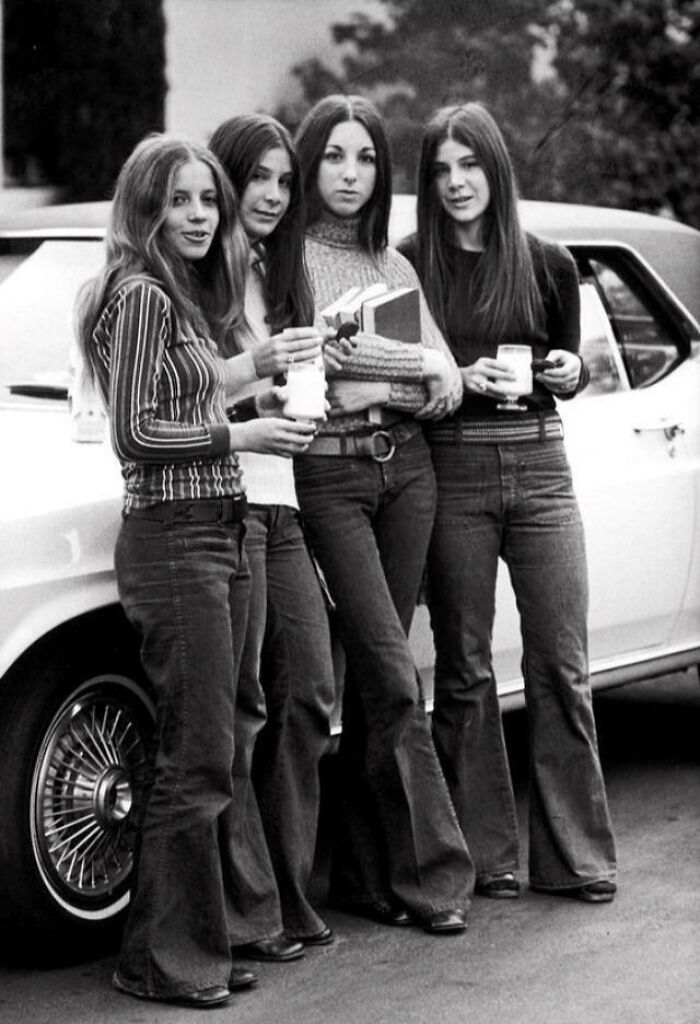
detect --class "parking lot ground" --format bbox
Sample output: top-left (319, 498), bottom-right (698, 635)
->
top-left (0, 671), bottom-right (698, 1024)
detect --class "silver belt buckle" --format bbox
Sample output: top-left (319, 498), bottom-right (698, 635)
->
top-left (370, 429), bottom-right (396, 462)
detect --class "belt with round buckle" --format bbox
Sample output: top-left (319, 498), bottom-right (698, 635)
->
top-left (369, 429), bottom-right (396, 462)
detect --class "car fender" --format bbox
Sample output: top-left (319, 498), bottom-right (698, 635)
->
top-left (0, 574), bottom-right (121, 682)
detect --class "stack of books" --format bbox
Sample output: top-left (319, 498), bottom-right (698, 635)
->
top-left (321, 283), bottom-right (422, 423)
top-left (321, 283), bottom-right (421, 345)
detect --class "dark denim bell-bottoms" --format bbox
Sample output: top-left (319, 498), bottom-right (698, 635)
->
top-left (294, 432), bottom-right (474, 919)
top-left (113, 511), bottom-right (276, 1000)
top-left (428, 439), bottom-right (617, 889)
top-left (236, 504), bottom-right (336, 939)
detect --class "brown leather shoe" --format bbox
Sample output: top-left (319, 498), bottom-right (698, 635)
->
top-left (338, 901), bottom-right (412, 927)
top-left (419, 908), bottom-right (468, 934)
top-left (290, 925), bottom-right (335, 946)
top-left (234, 934), bottom-right (305, 962)
top-left (566, 880), bottom-right (617, 903)
top-left (531, 880), bottom-right (617, 903)
top-left (475, 872), bottom-right (521, 899)
top-left (228, 966), bottom-right (258, 989)
top-left (113, 972), bottom-right (234, 1008)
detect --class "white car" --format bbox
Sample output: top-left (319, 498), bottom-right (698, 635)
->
top-left (1, 198), bottom-right (699, 957)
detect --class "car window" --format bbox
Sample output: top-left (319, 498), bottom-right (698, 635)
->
top-left (573, 247), bottom-right (688, 393)
top-left (0, 239), bottom-right (105, 399)
top-left (588, 259), bottom-right (680, 388)
top-left (578, 282), bottom-right (628, 396)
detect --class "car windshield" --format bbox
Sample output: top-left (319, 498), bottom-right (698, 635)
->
top-left (0, 239), bottom-right (106, 402)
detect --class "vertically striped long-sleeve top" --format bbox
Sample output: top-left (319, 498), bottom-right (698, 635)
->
top-left (91, 278), bottom-right (244, 511)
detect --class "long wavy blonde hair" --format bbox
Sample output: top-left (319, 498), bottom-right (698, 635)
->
top-left (76, 133), bottom-right (249, 377)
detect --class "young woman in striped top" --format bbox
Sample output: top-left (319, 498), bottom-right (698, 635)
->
top-left (76, 134), bottom-right (318, 1008)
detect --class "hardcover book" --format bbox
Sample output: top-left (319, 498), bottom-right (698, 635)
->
top-left (335, 282), bottom-right (388, 326)
top-left (361, 286), bottom-right (421, 344)
top-left (319, 286), bottom-right (362, 329)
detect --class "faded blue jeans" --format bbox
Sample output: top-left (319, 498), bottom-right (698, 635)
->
top-left (113, 511), bottom-right (281, 1000)
top-left (294, 432), bottom-right (474, 919)
top-left (241, 504), bottom-right (336, 938)
top-left (428, 439), bottom-right (617, 889)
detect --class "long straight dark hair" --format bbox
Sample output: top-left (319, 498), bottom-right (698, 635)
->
top-left (76, 133), bottom-right (248, 378)
top-left (294, 94), bottom-right (392, 255)
top-left (416, 102), bottom-right (543, 342)
top-left (209, 113), bottom-right (314, 332)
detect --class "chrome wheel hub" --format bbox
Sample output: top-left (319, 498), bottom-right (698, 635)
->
top-left (31, 678), bottom-right (153, 913)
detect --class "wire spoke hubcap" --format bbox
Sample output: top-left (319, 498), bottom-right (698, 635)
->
top-left (31, 677), bottom-right (153, 916)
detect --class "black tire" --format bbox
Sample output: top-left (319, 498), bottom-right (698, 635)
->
top-left (0, 630), bottom-right (154, 963)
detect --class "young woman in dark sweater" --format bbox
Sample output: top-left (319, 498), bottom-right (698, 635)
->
top-left (400, 102), bottom-right (617, 904)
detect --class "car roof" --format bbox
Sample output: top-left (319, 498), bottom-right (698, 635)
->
top-left (390, 196), bottom-right (700, 324)
top-left (0, 201), bottom-right (109, 237)
top-left (1, 196), bottom-right (698, 322)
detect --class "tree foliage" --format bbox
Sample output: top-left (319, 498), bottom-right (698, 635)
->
top-left (4, 0), bottom-right (167, 201)
top-left (542, 0), bottom-right (700, 226)
top-left (277, 0), bottom-right (700, 226)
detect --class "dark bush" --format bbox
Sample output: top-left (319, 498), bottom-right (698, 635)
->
top-left (4, 0), bottom-right (166, 201)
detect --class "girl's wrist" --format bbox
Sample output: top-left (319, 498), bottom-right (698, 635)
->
top-left (421, 348), bottom-right (447, 381)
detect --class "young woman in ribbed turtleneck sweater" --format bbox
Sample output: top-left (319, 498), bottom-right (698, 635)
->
top-left (292, 94), bottom-right (474, 935)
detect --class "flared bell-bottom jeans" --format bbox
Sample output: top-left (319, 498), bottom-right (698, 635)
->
top-left (294, 432), bottom-right (474, 919)
top-left (428, 439), bottom-right (617, 889)
top-left (113, 512), bottom-right (282, 1000)
top-left (237, 504), bottom-right (336, 939)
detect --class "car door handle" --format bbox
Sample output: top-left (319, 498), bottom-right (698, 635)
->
top-left (632, 418), bottom-right (685, 441)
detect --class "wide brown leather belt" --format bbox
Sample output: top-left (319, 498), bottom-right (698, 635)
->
top-left (305, 419), bottom-right (422, 462)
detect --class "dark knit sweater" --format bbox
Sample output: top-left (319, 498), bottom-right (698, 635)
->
top-left (398, 233), bottom-right (586, 418)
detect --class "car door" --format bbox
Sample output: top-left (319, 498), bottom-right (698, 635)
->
top-left (556, 245), bottom-right (700, 668)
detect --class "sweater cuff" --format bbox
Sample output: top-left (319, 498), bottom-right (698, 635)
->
top-left (559, 355), bottom-right (589, 400)
top-left (210, 423), bottom-right (232, 456)
top-left (338, 333), bottom-right (424, 382)
top-left (388, 381), bottom-right (428, 411)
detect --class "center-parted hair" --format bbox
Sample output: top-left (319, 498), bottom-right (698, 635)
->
top-left (294, 94), bottom-right (392, 254)
top-left (76, 133), bottom-right (249, 375)
top-left (415, 102), bottom-right (543, 343)
top-left (209, 113), bottom-right (314, 333)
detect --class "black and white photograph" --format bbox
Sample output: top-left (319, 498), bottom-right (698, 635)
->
top-left (0, 2), bottom-right (698, 1022)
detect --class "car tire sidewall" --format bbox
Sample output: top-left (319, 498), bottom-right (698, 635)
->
top-left (0, 645), bottom-right (153, 962)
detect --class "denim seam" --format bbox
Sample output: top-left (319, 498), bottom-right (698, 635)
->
top-left (143, 528), bottom-right (190, 993)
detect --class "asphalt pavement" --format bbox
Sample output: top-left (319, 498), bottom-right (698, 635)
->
top-left (0, 671), bottom-right (698, 1024)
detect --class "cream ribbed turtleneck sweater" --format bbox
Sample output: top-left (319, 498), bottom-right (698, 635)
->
top-left (304, 211), bottom-right (457, 436)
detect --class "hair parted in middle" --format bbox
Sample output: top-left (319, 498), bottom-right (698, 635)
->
top-left (294, 93), bottom-right (392, 254)
top-left (76, 132), bottom-right (249, 376)
top-left (209, 113), bottom-right (314, 333)
top-left (415, 101), bottom-right (543, 343)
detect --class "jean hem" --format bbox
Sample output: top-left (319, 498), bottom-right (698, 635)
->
top-left (113, 970), bottom-right (228, 1001)
top-left (229, 925), bottom-right (286, 947)
top-left (475, 863), bottom-right (520, 883)
top-left (529, 874), bottom-right (617, 891)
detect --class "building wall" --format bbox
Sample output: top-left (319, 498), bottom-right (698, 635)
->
top-left (164, 0), bottom-right (383, 143)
